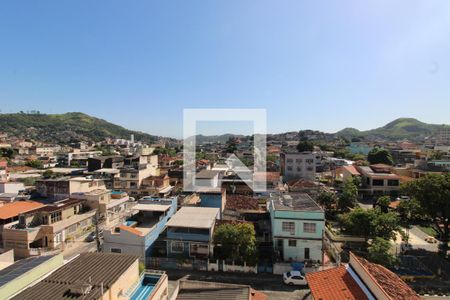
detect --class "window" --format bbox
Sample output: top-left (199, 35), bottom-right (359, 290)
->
top-left (287, 166), bottom-right (293, 171)
top-left (282, 222), bottom-right (295, 234)
top-left (296, 166), bottom-right (302, 172)
top-left (306, 159), bottom-right (314, 164)
top-left (111, 248), bottom-right (122, 253)
top-left (66, 224), bottom-right (77, 234)
top-left (171, 241), bottom-right (184, 253)
top-left (54, 232), bottom-right (62, 245)
top-left (373, 179), bottom-right (384, 186)
top-left (304, 248), bottom-right (310, 259)
top-left (295, 159), bottom-right (303, 163)
top-left (277, 239), bottom-right (283, 247)
top-left (288, 240), bottom-right (297, 247)
top-left (50, 211), bottom-right (62, 223)
top-left (388, 180), bottom-right (399, 186)
top-left (286, 158), bottom-right (293, 164)
top-left (303, 222), bottom-right (316, 233)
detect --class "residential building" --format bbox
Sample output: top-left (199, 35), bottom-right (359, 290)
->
top-left (335, 165), bottom-right (361, 182)
top-left (11, 252), bottom-right (169, 300)
top-left (0, 253), bottom-right (64, 299)
top-left (36, 176), bottom-right (106, 201)
top-left (0, 182), bottom-right (24, 194)
top-left (2, 198), bottom-right (96, 258)
top-left (165, 207), bottom-right (220, 259)
top-left (357, 164), bottom-right (400, 197)
top-left (103, 196), bottom-right (177, 262)
top-left (268, 193), bottom-right (325, 262)
top-left (306, 252), bottom-right (420, 300)
top-left (70, 189), bottom-right (131, 227)
top-left (0, 201), bottom-right (45, 247)
top-left (0, 159), bottom-right (8, 182)
top-left (87, 155), bottom-right (124, 172)
top-left (141, 174), bottom-right (173, 196)
top-left (280, 152), bottom-right (316, 181)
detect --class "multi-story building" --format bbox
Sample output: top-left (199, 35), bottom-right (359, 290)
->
top-left (36, 177), bottom-right (106, 201)
top-left (2, 198), bottom-right (96, 258)
top-left (165, 207), bottom-right (220, 259)
top-left (280, 152), bottom-right (316, 181)
top-left (268, 193), bottom-right (325, 262)
top-left (103, 197), bottom-right (177, 263)
top-left (357, 164), bottom-right (400, 197)
top-left (70, 189), bottom-right (131, 227)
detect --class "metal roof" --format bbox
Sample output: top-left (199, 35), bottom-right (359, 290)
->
top-left (0, 255), bottom-right (54, 288)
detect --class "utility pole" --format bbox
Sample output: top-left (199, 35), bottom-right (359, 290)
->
top-left (94, 211), bottom-right (101, 252)
top-left (321, 229), bottom-right (325, 270)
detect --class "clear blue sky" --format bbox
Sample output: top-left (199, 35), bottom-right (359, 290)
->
top-left (0, 0), bottom-right (449, 138)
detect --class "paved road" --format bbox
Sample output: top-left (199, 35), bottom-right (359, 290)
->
top-left (62, 241), bottom-right (97, 260)
top-left (165, 269), bottom-right (311, 300)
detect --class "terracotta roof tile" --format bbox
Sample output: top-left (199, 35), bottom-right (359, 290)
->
top-left (306, 266), bottom-right (369, 300)
top-left (250, 288), bottom-right (268, 300)
top-left (358, 256), bottom-right (421, 300)
top-left (118, 225), bottom-right (143, 236)
top-left (225, 195), bottom-right (260, 211)
top-left (0, 201), bottom-right (45, 220)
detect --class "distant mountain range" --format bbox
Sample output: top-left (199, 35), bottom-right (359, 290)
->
top-left (0, 112), bottom-right (448, 145)
top-left (0, 112), bottom-right (163, 144)
top-left (335, 118), bottom-right (450, 140)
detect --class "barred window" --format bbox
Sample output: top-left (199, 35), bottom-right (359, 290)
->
top-left (303, 222), bottom-right (316, 233)
top-left (282, 222), bottom-right (295, 233)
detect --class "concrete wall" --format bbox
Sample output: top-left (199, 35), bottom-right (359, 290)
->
top-left (104, 259), bottom-right (140, 300)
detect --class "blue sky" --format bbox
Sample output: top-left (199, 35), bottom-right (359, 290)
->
top-left (0, 1), bottom-right (449, 138)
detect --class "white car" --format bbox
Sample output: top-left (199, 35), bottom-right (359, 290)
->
top-left (283, 271), bottom-right (307, 286)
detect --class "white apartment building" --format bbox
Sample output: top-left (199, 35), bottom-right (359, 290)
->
top-left (280, 152), bottom-right (316, 181)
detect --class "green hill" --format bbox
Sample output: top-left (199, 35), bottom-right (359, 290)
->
top-left (0, 112), bottom-right (161, 144)
top-left (336, 118), bottom-right (450, 140)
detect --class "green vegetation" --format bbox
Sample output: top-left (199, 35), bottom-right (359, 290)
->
top-left (316, 190), bottom-right (337, 210)
top-left (25, 160), bottom-right (43, 169)
top-left (402, 173), bottom-right (450, 255)
top-left (336, 118), bottom-right (450, 141)
top-left (338, 177), bottom-right (358, 211)
top-left (0, 112), bottom-right (161, 144)
top-left (416, 225), bottom-right (439, 238)
top-left (367, 147), bottom-right (394, 165)
top-left (368, 237), bottom-right (398, 268)
top-left (213, 222), bottom-right (257, 265)
top-left (296, 140), bottom-right (314, 152)
top-left (339, 207), bottom-right (400, 241)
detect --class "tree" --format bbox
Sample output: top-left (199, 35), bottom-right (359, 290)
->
top-left (338, 178), bottom-right (358, 211)
top-left (213, 223), bottom-right (257, 264)
top-left (339, 207), bottom-right (399, 241)
top-left (296, 141), bottom-right (314, 152)
top-left (367, 147), bottom-right (394, 165)
top-left (316, 191), bottom-right (337, 210)
top-left (42, 170), bottom-right (54, 178)
top-left (397, 198), bottom-right (425, 224)
top-left (25, 160), bottom-right (43, 169)
top-left (376, 196), bottom-right (391, 213)
top-left (0, 148), bottom-right (14, 158)
top-left (402, 174), bottom-right (450, 255)
top-left (368, 237), bottom-right (398, 267)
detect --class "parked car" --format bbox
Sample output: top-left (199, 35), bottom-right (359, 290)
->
top-left (85, 232), bottom-right (96, 242)
top-left (283, 271), bottom-right (307, 286)
top-left (425, 236), bottom-right (438, 244)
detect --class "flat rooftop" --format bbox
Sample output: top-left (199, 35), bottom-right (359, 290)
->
top-left (166, 207), bottom-right (219, 229)
top-left (270, 193), bottom-right (322, 212)
top-left (0, 255), bottom-right (55, 288)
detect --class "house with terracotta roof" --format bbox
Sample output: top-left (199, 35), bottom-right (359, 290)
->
top-left (0, 201), bottom-right (45, 248)
top-left (335, 165), bottom-right (361, 182)
top-left (2, 198), bottom-right (96, 258)
top-left (102, 196), bottom-right (177, 263)
top-left (306, 252), bottom-right (420, 300)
